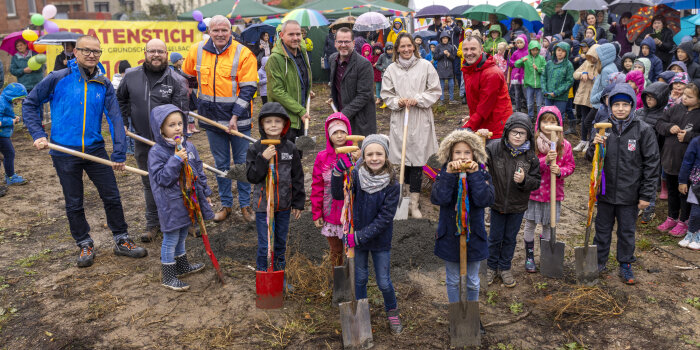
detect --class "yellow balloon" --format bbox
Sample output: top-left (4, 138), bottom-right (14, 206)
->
top-left (22, 29), bottom-right (38, 42)
top-left (33, 43), bottom-right (47, 53)
top-left (28, 59), bottom-right (42, 71)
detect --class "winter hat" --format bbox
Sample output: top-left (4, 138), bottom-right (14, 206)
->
top-left (610, 93), bottom-right (633, 105)
top-left (328, 119), bottom-right (348, 136)
top-left (658, 71), bottom-right (676, 83)
top-left (361, 134), bottom-right (389, 157)
top-left (170, 52), bottom-right (183, 64)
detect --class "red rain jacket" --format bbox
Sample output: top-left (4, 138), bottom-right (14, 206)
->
top-left (462, 53), bottom-right (512, 139)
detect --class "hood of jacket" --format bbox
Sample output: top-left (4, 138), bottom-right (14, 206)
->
top-left (670, 71), bottom-right (690, 85)
top-left (626, 70), bottom-right (645, 91)
top-left (257, 101), bottom-right (291, 141)
top-left (513, 34), bottom-right (529, 55)
top-left (597, 43), bottom-right (616, 68)
top-left (489, 24), bottom-right (502, 36)
top-left (641, 81), bottom-right (670, 111)
top-left (361, 43), bottom-right (372, 58)
top-left (581, 38), bottom-right (596, 49)
top-left (586, 25), bottom-right (598, 42)
top-left (392, 18), bottom-right (404, 33)
top-left (635, 57), bottom-right (651, 78)
top-left (439, 30), bottom-right (452, 44)
top-left (502, 112), bottom-right (535, 148)
top-left (553, 41), bottom-right (570, 62)
top-left (436, 129), bottom-right (488, 165)
top-left (150, 104), bottom-right (186, 148)
top-left (586, 44), bottom-right (600, 62)
top-left (384, 42), bottom-right (394, 53)
top-left (668, 60), bottom-right (688, 72)
top-left (640, 36), bottom-right (657, 55)
top-left (1, 82), bottom-right (27, 104)
top-left (323, 112), bottom-right (352, 152)
top-left (528, 39), bottom-right (541, 53)
top-left (607, 83), bottom-right (637, 114)
top-left (677, 41), bottom-right (694, 63)
top-left (621, 52), bottom-right (636, 64)
top-left (535, 106), bottom-right (563, 134)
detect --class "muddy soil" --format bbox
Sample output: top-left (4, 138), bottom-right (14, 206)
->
top-left (0, 83), bottom-right (699, 349)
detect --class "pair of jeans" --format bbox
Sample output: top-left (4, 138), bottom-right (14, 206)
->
top-left (0, 137), bottom-right (15, 177)
top-left (666, 174), bottom-right (690, 222)
top-left (375, 81), bottom-right (382, 99)
top-left (688, 204), bottom-right (700, 232)
top-left (487, 210), bottom-right (525, 271)
top-left (566, 98), bottom-right (575, 121)
top-left (444, 260), bottom-right (481, 303)
top-left (510, 84), bottom-right (525, 111)
top-left (161, 225), bottom-right (189, 264)
top-left (134, 142), bottom-right (160, 230)
top-left (51, 147), bottom-right (129, 247)
top-left (355, 249), bottom-right (398, 312)
top-left (576, 104), bottom-right (592, 141)
top-left (440, 78), bottom-right (455, 101)
top-left (205, 129), bottom-right (252, 209)
top-left (125, 121), bottom-right (135, 155)
top-left (402, 165), bottom-right (423, 193)
top-left (545, 98), bottom-right (568, 120)
top-left (525, 87), bottom-right (543, 120)
top-left (460, 77), bottom-right (465, 98)
top-left (255, 210), bottom-right (291, 271)
top-left (594, 202), bottom-right (637, 265)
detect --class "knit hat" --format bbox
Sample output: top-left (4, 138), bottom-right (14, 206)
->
top-left (170, 52), bottom-right (183, 64)
top-left (610, 93), bottom-right (633, 105)
top-left (328, 119), bottom-right (348, 136)
top-left (361, 134), bottom-right (389, 157)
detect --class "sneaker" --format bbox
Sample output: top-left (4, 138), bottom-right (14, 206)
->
top-left (174, 254), bottom-right (204, 277)
top-left (581, 141), bottom-right (590, 153)
top-left (525, 257), bottom-right (536, 273)
top-left (77, 243), bottom-right (95, 268)
top-left (572, 141), bottom-right (586, 152)
top-left (500, 269), bottom-right (516, 288)
top-left (678, 231), bottom-right (695, 248)
top-left (640, 210), bottom-right (655, 224)
top-left (113, 238), bottom-right (148, 258)
top-left (486, 268), bottom-right (498, 285)
top-left (5, 174), bottom-right (27, 185)
top-left (669, 221), bottom-right (688, 237)
top-left (618, 263), bottom-right (635, 285)
top-left (657, 217), bottom-right (678, 232)
top-left (162, 264), bottom-right (189, 291)
top-left (689, 233), bottom-right (700, 250)
top-left (386, 309), bottom-right (403, 335)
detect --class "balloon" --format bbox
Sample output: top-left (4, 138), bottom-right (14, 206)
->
top-left (42, 4), bottom-right (57, 19)
top-left (192, 10), bottom-right (203, 22)
top-left (31, 14), bottom-right (45, 26)
top-left (27, 41), bottom-right (34, 51)
top-left (35, 54), bottom-right (47, 64)
top-left (203, 17), bottom-right (212, 27)
top-left (27, 56), bottom-right (42, 71)
top-left (33, 43), bottom-right (47, 53)
top-left (197, 21), bottom-right (207, 32)
top-left (22, 29), bottom-right (38, 42)
top-left (44, 20), bottom-right (59, 33)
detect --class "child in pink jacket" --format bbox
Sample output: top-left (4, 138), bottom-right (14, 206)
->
top-left (508, 34), bottom-right (530, 113)
top-left (522, 106), bottom-right (576, 273)
top-left (311, 113), bottom-right (355, 269)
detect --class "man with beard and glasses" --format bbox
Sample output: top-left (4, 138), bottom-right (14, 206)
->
top-left (117, 38), bottom-right (189, 242)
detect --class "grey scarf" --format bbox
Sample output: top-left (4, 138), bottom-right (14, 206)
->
top-left (358, 165), bottom-right (391, 194)
top-left (397, 55), bottom-right (418, 70)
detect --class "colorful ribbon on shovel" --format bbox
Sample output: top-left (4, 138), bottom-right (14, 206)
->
top-left (455, 173), bottom-right (470, 240)
top-left (266, 157), bottom-right (278, 271)
top-left (340, 162), bottom-right (354, 241)
top-left (587, 142), bottom-right (606, 226)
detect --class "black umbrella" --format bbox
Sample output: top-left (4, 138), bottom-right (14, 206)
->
top-left (448, 5), bottom-right (474, 17)
top-left (35, 32), bottom-right (83, 45)
top-left (416, 5), bottom-right (450, 18)
top-left (241, 23), bottom-right (276, 44)
top-left (412, 30), bottom-right (438, 40)
top-left (607, 0), bottom-right (654, 14)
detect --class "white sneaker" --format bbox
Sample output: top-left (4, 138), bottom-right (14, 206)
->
top-left (679, 231), bottom-right (694, 248)
top-left (573, 141), bottom-right (586, 152)
top-left (689, 232), bottom-right (700, 250)
top-left (581, 141), bottom-right (590, 153)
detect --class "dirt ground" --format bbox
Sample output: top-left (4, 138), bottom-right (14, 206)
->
top-left (1, 83), bottom-right (699, 349)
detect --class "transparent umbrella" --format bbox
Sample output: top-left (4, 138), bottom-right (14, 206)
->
top-left (353, 12), bottom-right (390, 32)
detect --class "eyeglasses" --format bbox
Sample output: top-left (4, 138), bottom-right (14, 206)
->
top-left (145, 49), bottom-right (167, 55)
top-left (335, 40), bottom-right (353, 46)
top-left (509, 130), bottom-right (527, 137)
top-left (75, 47), bottom-right (102, 57)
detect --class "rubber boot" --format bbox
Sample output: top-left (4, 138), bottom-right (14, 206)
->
top-left (174, 254), bottom-right (205, 277)
top-left (409, 192), bottom-right (422, 219)
top-left (161, 264), bottom-right (189, 291)
top-left (524, 240), bottom-right (536, 273)
top-left (659, 179), bottom-right (668, 200)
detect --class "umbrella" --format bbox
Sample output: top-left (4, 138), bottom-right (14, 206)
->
top-left (412, 30), bottom-right (438, 40)
top-left (416, 5), bottom-right (450, 18)
top-left (607, 0), bottom-right (655, 14)
top-left (538, 0), bottom-right (577, 17)
top-left (501, 17), bottom-right (544, 34)
top-left (495, 1), bottom-right (542, 22)
top-left (330, 16), bottom-right (356, 30)
top-left (563, 0), bottom-right (608, 11)
top-left (654, 0), bottom-right (700, 10)
top-left (448, 5), bottom-right (473, 18)
top-left (263, 18), bottom-right (282, 27)
top-left (463, 4), bottom-right (505, 22)
top-left (241, 23), bottom-right (276, 44)
top-left (673, 14), bottom-right (698, 44)
top-left (626, 5), bottom-right (680, 43)
top-left (0, 31), bottom-right (41, 56)
top-left (35, 32), bottom-right (83, 45)
top-left (282, 8), bottom-right (330, 27)
top-left (354, 12), bottom-right (390, 32)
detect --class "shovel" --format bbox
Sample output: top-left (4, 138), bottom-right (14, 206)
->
top-left (539, 125), bottom-right (566, 279)
top-left (46, 143), bottom-right (148, 176)
top-left (394, 107), bottom-right (410, 221)
top-left (575, 122), bottom-right (611, 285)
top-left (256, 139), bottom-right (285, 309)
top-left (477, 130), bottom-right (492, 292)
top-left (295, 96), bottom-right (317, 152)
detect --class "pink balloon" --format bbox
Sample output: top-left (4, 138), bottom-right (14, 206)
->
top-left (44, 20), bottom-right (59, 34)
top-left (42, 4), bottom-right (57, 19)
top-left (192, 10), bottom-right (203, 22)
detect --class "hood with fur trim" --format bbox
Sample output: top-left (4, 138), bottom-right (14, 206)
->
top-left (436, 129), bottom-right (488, 165)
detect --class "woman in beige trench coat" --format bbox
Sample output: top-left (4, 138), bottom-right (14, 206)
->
top-left (381, 32), bottom-right (442, 218)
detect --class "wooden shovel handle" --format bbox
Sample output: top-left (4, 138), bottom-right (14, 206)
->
top-left (346, 135), bottom-right (365, 144)
top-left (47, 143), bottom-right (148, 176)
top-left (550, 132), bottom-right (558, 229)
top-left (335, 146), bottom-right (359, 154)
top-left (125, 130), bottom-right (154, 146)
top-left (594, 122), bottom-right (612, 136)
top-left (460, 234), bottom-right (467, 276)
top-left (189, 112), bottom-right (257, 143)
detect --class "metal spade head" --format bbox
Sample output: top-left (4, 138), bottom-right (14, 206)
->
top-left (540, 228), bottom-right (565, 279)
top-left (339, 299), bottom-right (374, 349)
top-left (332, 263), bottom-right (352, 305)
top-left (225, 163), bottom-right (249, 182)
top-left (295, 135), bottom-right (316, 151)
top-left (448, 299), bottom-right (481, 348)
top-left (255, 269), bottom-right (285, 309)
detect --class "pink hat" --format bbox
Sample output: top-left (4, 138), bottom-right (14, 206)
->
top-left (328, 119), bottom-right (348, 136)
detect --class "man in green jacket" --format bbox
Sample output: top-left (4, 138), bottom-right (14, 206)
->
top-left (542, 42), bottom-right (573, 121)
top-left (514, 40), bottom-right (546, 121)
top-left (266, 20), bottom-right (311, 149)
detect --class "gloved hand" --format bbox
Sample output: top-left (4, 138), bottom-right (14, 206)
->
top-left (345, 232), bottom-right (356, 248)
top-left (334, 154), bottom-right (353, 173)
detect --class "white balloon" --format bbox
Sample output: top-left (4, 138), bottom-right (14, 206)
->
top-left (203, 17), bottom-right (212, 27)
top-left (202, 34), bottom-right (210, 42)
top-left (42, 4), bottom-right (57, 19)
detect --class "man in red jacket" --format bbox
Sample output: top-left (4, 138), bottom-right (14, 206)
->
top-left (461, 36), bottom-right (512, 142)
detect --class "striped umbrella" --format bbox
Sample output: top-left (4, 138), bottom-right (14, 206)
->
top-left (282, 8), bottom-right (330, 27)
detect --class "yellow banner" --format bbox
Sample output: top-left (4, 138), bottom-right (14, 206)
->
top-left (47, 19), bottom-right (203, 79)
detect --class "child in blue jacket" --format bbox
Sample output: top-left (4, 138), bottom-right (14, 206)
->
top-left (148, 104), bottom-right (214, 291)
top-left (331, 134), bottom-right (403, 335)
top-left (0, 83), bottom-right (28, 186)
top-left (678, 135), bottom-right (700, 250)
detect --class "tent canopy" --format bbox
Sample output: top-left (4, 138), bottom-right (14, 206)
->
top-left (298, 0), bottom-right (413, 19)
top-left (408, 0), bottom-right (514, 12)
top-left (177, 0), bottom-right (286, 20)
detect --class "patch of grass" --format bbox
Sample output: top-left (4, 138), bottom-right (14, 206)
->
top-left (636, 238), bottom-right (653, 251)
top-left (14, 249), bottom-right (51, 267)
top-left (557, 342), bottom-right (587, 350)
top-left (490, 343), bottom-right (517, 350)
top-left (680, 335), bottom-right (700, 348)
top-left (656, 234), bottom-right (676, 245)
top-left (684, 297), bottom-right (700, 310)
top-left (646, 296), bottom-right (658, 304)
top-left (535, 282), bottom-right (548, 290)
top-left (487, 291), bottom-right (498, 305)
top-left (509, 301), bottom-right (523, 315)
top-left (0, 306), bottom-right (18, 331)
top-left (0, 276), bottom-right (7, 291)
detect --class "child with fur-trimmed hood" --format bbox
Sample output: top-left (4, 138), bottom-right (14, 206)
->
top-left (431, 130), bottom-right (494, 312)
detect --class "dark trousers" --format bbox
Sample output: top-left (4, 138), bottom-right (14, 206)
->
top-left (286, 126), bottom-right (303, 158)
top-left (0, 137), bottom-right (15, 177)
top-left (255, 209), bottom-right (290, 271)
top-left (583, 107), bottom-right (598, 142)
top-left (52, 147), bottom-right (128, 246)
top-left (402, 165), bottom-right (423, 193)
top-left (577, 105), bottom-right (592, 140)
top-left (594, 202), bottom-right (637, 266)
top-left (261, 96), bottom-right (268, 105)
top-left (134, 142), bottom-right (160, 230)
top-left (666, 174), bottom-right (690, 222)
top-left (688, 204), bottom-right (700, 232)
top-left (487, 210), bottom-right (525, 271)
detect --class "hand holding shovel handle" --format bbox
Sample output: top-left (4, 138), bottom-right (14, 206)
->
top-left (477, 130), bottom-right (493, 147)
top-left (189, 111), bottom-right (257, 143)
top-left (46, 143), bottom-right (148, 176)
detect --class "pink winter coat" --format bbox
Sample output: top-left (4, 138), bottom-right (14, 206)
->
top-left (508, 34), bottom-right (529, 84)
top-left (529, 106), bottom-right (576, 203)
top-left (311, 113), bottom-right (353, 225)
top-left (625, 70), bottom-right (645, 109)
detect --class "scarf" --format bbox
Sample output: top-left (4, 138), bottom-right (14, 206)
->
top-left (163, 136), bottom-right (178, 146)
top-left (506, 140), bottom-right (531, 157)
top-left (397, 55), bottom-right (418, 70)
top-left (358, 165), bottom-right (391, 194)
top-left (536, 132), bottom-right (552, 155)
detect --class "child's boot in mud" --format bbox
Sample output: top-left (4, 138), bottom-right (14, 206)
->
top-left (409, 193), bottom-right (422, 219)
top-left (162, 264), bottom-right (189, 291)
top-left (524, 240), bottom-right (536, 273)
top-left (174, 254), bottom-right (204, 277)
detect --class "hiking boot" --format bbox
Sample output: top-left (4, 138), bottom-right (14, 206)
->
top-left (500, 269), bottom-right (516, 288)
top-left (657, 217), bottom-right (678, 232)
top-left (669, 221), bottom-right (688, 237)
top-left (659, 180), bottom-right (668, 200)
top-left (386, 309), bottom-right (403, 335)
top-left (113, 238), bottom-right (148, 258)
top-left (640, 210), bottom-right (655, 224)
top-left (174, 254), bottom-right (205, 277)
top-left (679, 231), bottom-right (695, 248)
top-left (409, 193), bottom-right (422, 219)
top-left (486, 268), bottom-right (498, 285)
top-left (688, 233), bottom-right (700, 250)
top-left (241, 206), bottom-right (255, 223)
top-left (213, 207), bottom-right (231, 222)
top-left (5, 174), bottom-right (27, 185)
top-left (141, 226), bottom-right (159, 243)
top-left (77, 243), bottom-right (95, 268)
top-left (618, 263), bottom-right (635, 285)
top-left (572, 141), bottom-right (587, 152)
top-left (162, 264), bottom-right (189, 291)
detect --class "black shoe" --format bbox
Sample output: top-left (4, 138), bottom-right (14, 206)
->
top-left (77, 243), bottom-right (95, 268)
top-left (174, 254), bottom-right (205, 277)
top-left (114, 238), bottom-right (148, 258)
top-left (162, 264), bottom-right (189, 291)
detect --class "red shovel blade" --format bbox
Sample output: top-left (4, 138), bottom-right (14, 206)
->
top-left (256, 270), bottom-right (285, 309)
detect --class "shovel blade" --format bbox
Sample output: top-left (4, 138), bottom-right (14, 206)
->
top-left (339, 299), bottom-right (374, 349)
top-left (332, 264), bottom-right (352, 305)
top-left (574, 245), bottom-right (599, 286)
top-left (225, 163), bottom-right (249, 183)
top-left (448, 300), bottom-right (481, 348)
top-left (295, 136), bottom-right (316, 151)
top-left (394, 196), bottom-right (410, 220)
top-left (255, 270), bottom-right (285, 309)
top-left (539, 239), bottom-right (566, 279)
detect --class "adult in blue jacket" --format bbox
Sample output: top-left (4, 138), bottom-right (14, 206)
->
top-left (22, 35), bottom-right (147, 268)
